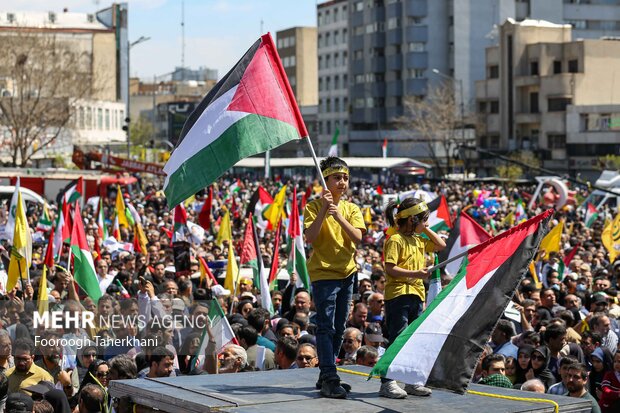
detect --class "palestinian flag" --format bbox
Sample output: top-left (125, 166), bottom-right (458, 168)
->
top-left (268, 220), bottom-right (283, 285)
top-left (44, 225), bottom-right (55, 269)
top-left (439, 212), bottom-right (491, 277)
top-left (53, 199), bottom-right (70, 260)
top-left (198, 187), bottom-right (213, 231)
top-left (287, 188), bottom-right (310, 290)
top-left (427, 195), bottom-right (452, 233)
top-left (240, 214), bottom-right (273, 313)
top-left (198, 256), bottom-right (218, 288)
top-left (70, 203), bottom-right (102, 303)
top-left (246, 186), bottom-right (273, 235)
top-left (172, 204), bottom-right (190, 243)
top-left (558, 243), bottom-right (580, 281)
top-left (57, 177), bottom-right (83, 206)
top-left (327, 127), bottom-right (340, 157)
top-left (585, 203), bottom-right (598, 228)
top-left (371, 209), bottom-right (554, 393)
top-left (163, 33), bottom-right (308, 209)
top-left (194, 298), bottom-right (236, 360)
top-left (36, 204), bottom-right (53, 233)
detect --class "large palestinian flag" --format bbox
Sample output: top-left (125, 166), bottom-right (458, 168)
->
top-left (163, 33), bottom-right (308, 209)
top-left (70, 203), bottom-right (102, 303)
top-left (439, 212), bottom-right (491, 277)
top-left (427, 195), bottom-right (451, 232)
top-left (371, 209), bottom-right (553, 393)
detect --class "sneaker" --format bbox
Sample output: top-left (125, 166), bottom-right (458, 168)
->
top-left (379, 380), bottom-right (407, 399)
top-left (404, 383), bottom-right (432, 396)
top-left (320, 379), bottom-right (348, 399)
top-left (316, 378), bottom-right (352, 392)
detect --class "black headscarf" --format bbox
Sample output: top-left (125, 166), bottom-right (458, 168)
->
top-left (531, 346), bottom-right (556, 390)
top-left (513, 344), bottom-right (534, 387)
top-left (43, 389), bottom-right (72, 413)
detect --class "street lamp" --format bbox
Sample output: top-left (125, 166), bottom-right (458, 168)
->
top-left (126, 36), bottom-right (151, 157)
top-left (432, 68), bottom-right (465, 176)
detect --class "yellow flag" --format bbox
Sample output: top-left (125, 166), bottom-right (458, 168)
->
top-left (38, 265), bottom-right (49, 315)
top-left (224, 242), bottom-right (239, 294)
top-left (602, 212), bottom-right (620, 263)
top-left (134, 222), bottom-right (148, 255)
top-left (364, 207), bottom-right (372, 225)
top-left (116, 186), bottom-right (129, 229)
top-left (216, 210), bottom-right (231, 247)
top-left (539, 219), bottom-right (563, 254)
top-left (501, 211), bottom-right (515, 227)
top-left (529, 261), bottom-right (542, 289)
top-left (7, 191), bottom-right (32, 291)
top-left (264, 185), bottom-right (287, 229)
top-left (184, 195), bottom-right (195, 209)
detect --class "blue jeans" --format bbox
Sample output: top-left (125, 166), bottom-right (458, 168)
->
top-left (312, 274), bottom-right (354, 381)
top-left (385, 294), bottom-right (423, 346)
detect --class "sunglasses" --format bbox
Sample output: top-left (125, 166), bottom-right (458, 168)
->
top-left (84, 353), bottom-right (97, 358)
top-left (96, 371), bottom-right (108, 378)
top-left (343, 339), bottom-right (357, 344)
top-left (531, 354), bottom-right (545, 361)
top-left (297, 355), bottom-right (316, 362)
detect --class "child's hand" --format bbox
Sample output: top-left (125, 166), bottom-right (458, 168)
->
top-left (321, 189), bottom-right (333, 210)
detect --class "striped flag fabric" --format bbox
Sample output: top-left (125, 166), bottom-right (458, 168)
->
top-left (163, 33), bottom-right (308, 209)
top-left (585, 203), bottom-right (598, 228)
top-left (97, 199), bottom-right (108, 240)
top-left (381, 138), bottom-right (387, 158)
top-left (195, 298), bottom-right (237, 357)
top-left (371, 209), bottom-right (554, 393)
top-left (198, 187), bottom-right (213, 231)
top-left (198, 256), bottom-right (218, 288)
top-left (246, 186), bottom-right (273, 234)
top-left (558, 243), bottom-right (580, 281)
top-left (62, 177), bottom-right (83, 205)
top-left (327, 126), bottom-right (340, 157)
top-left (36, 204), bottom-right (53, 233)
top-left (52, 199), bottom-right (68, 260)
top-left (439, 212), bottom-right (491, 277)
top-left (70, 203), bottom-right (102, 303)
top-left (240, 215), bottom-right (260, 287)
top-left (287, 188), bottom-right (309, 290)
top-left (268, 220), bottom-right (283, 285)
top-left (427, 195), bottom-right (452, 232)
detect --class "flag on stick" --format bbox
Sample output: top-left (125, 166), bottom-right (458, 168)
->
top-left (327, 127), bottom-right (340, 157)
top-left (585, 203), bottom-right (598, 228)
top-left (163, 33), bottom-right (308, 209)
top-left (371, 209), bottom-right (553, 393)
top-left (198, 187), bottom-right (213, 231)
top-left (602, 212), bottom-right (620, 263)
top-left (70, 203), bottom-right (102, 303)
top-left (7, 190), bottom-right (32, 291)
top-left (287, 188), bottom-right (309, 290)
top-left (539, 218), bottom-right (563, 254)
top-left (438, 212), bottom-right (491, 277)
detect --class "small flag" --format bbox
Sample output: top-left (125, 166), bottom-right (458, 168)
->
top-left (286, 188), bottom-right (309, 290)
top-left (115, 186), bottom-right (129, 230)
top-left (198, 187), bottom-right (213, 231)
top-left (602, 212), bottom-right (620, 263)
top-left (198, 256), bottom-right (218, 287)
top-left (539, 218), bottom-right (563, 254)
top-left (426, 254), bottom-right (442, 306)
top-left (70, 203), bottom-right (102, 303)
top-left (215, 210), bottom-right (232, 247)
top-left (37, 265), bottom-right (49, 315)
top-left (7, 190), bottom-right (32, 291)
top-left (382, 138), bottom-right (387, 158)
top-left (268, 220), bottom-right (283, 285)
top-left (97, 199), bottom-right (108, 240)
top-left (427, 196), bottom-right (452, 232)
top-left (327, 126), bottom-right (340, 157)
top-left (585, 203), bottom-right (598, 228)
top-left (36, 204), bottom-right (53, 233)
top-left (224, 242), bottom-right (239, 296)
top-left (264, 185), bottom-right (287, 230)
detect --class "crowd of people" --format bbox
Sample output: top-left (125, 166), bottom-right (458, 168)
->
top-left (0, 157), bottom-right (618, 412)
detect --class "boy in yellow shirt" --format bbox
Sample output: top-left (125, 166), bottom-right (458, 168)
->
top-left (304, 157), bottom-right (366, 399)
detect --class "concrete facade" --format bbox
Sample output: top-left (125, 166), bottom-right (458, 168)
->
top-left (276, 26), bottom-right (318, 107)
top-left (475, 19), bottom-right (620, 177)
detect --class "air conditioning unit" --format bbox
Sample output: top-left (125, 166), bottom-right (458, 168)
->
top-left (0, 89), bottom-right (12, 97)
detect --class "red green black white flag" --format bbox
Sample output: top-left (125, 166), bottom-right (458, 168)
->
top-left (371, 209), bottom-right (553, 393)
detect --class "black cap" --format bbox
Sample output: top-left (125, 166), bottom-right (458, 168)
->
top-left (6, 392), bottom-right (34, 412)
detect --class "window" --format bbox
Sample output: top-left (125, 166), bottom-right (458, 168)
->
top-left (318, 56), bottom-right (323, 69)
top-left (105, 108), bottom-right (110, 130)
top-left (334, 52), bottom-right (339, 65)
top-left (369, 47), bottom-right (385, 57)
top-left (548, 97), bottom-right (571, 112)
top-left (85, 107), bottom-right (92, 129)
top-left (478, 101), bottom-right (487, 113)
top-left (490, 100), bottom-right (499, 113)
top-left (326, 98), bottom-right (331, 112)
top-left (530, 92), bottom-right (539, 113)
top-left (530, 61), bottom-right (539, 76)
top-left (553, 60), bottom-right (562, 74)
top-left (333, 30), bottom-right (339, 45)
top-left (343, 97), bottom-right (348, 112)
top-left (342, 29), bottom-right (347, 43)
top-left (319, 78), bottom-right (323, 91)
top-left (326, 120), bottom-right (331, 135)
top-left (343, 51), bottom-right (348, 65)
top-left (355, 74), bottom-right (365, 84)
top-left (387, 17), bottom-right (400, 30)
top-left (567, 20), bottom-right (586, 29)
top-left (326, 77), bottom-right (331, 90)
top-left (289, 75), bottom-right (296, 87)
top-left (354, 49), bottom-right (364, 60)
top-left (354, 25), bottom-right (364, 36)
top-left (325, 55), bottom-right (330, 68)
top-left (334, 98), bottom-right (340, 112)
top-left (409, 69), bottom-right (425, 78)
top-left (355, 1), bottom-right (364, 11)
top-left (354, 98), bottom-right (365, 108)
top-left (325, 33), bottom-right (331, 46)
top-left (78, 107), bottom-right (85, 129)
top-left (334, 75), bottom-right (340, 89)
top-left (548, 134), bottom-right (566, 149)
top-left (318, 34), bottom-right (323, 47)
top-left (408, 42), bottom-right (425, 52)
top-left (408, 16), bottom-right (422, 25)
top-left (568, 59), bottom-right (578, 73)
top-left (488, 65), bottom-right (499, 79)
top-left (97, 108), bottom-right (103, 129)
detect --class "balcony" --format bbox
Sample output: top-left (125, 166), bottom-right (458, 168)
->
top-left (386, 29), bottom-right (402, 44)
top-left (405, 25), bottom-right (428, 43)
top-left (407, 0), bottom-right (427, 17)
top-left (514, 76), bottom-right (540, 88)
top-left (406, 78), bottom-right (427, 95)
top-left (386, 54), bottom-right (403, 71)
top-left (406, 51), bottom-right (428, 69)
top-left (515, 113), bottom-right (541, 124)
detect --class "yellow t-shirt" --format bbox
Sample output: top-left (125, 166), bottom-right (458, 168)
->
top-left (304, 198), bottom-right (366, 282)
top-left (6, 363), bottom-right (54, 394)
top-left (383, 232), bottom-right (434, 301)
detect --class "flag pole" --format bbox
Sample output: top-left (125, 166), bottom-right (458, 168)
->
top-left (305, 137), bottom-right (327, 190)
top-left (427, 249), bottom-right (470, 274)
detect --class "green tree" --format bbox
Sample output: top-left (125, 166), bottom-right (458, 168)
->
top-left (497, 151), bottom-right (541, 181)
top-left (129, 116), bottom-right (155, 147)
top-left (599, 154), bottom-right (620, 170)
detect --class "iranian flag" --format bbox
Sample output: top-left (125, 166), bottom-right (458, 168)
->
top-left (163, 33), bottom-right (308, 209)
top-left (427, 195), bottom-right (452, 233)
top-left (382, 138), bottom-right (387, 158)
top-left (371, 209), bottom-right (553, 393)
top-left (585, 203), bottom-right (598, 228)
top-left (70, 203), bottom-right (102, 303)
top-left (439, 212), bottom-right (491, 277)
top-left (241, 214), bottom-right (273, 313)
top-left (287, 187), bottom-right (310, 290)
top-left (327, 127), bottom-right (340, 157)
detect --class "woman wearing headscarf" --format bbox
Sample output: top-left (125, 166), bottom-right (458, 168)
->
top-left (73, 359), bottom-right (109, 413)
top-left (513, 344), bottom-right (534, 388)
top-left (525, 346), bottom-right (556, 391)
top-left (589, 347), bottom-right (614, 401)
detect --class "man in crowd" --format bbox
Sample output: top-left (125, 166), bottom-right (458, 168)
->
top-left (478, 354), bottom-right (513, 389)
top-left (6, 339), bottom-right (53, 394)
top-left (565, 363), bottom-right (601, 413)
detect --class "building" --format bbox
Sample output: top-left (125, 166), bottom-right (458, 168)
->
top-left (275, 26), bottom-right (318, 157)
top-left (317, 0), bottom-right (350, 156)
top-left (342, 0), bottom-right (620, 166)
top-left (475, 18), bottom-right (620, 179)
top-left (0, 5), bottom-right (128, 165)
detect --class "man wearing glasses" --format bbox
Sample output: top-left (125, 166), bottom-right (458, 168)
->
top-left (6, 339), bottom-right (53, 394)
top-left (296, 344), bottom-right (318, 369)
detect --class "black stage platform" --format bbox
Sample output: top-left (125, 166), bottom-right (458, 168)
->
top-left (109, 365), bottom-right (593, 413)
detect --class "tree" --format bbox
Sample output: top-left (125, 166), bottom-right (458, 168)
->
top-left (395, 84), bottom-right (460, 177)
top-left (0, 31), bottom-right (102, 167)
top-left (129, 116), bottom-right (155, 148)
top-left (599, 154), bottom-right (620, 171)
top-left (497, 151), bottom-right (541, 182)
